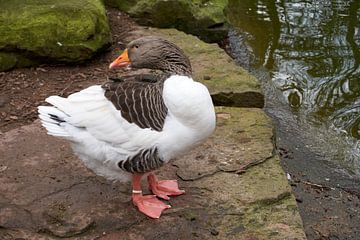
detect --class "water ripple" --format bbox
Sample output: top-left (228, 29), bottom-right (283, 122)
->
top-left (227, 0), bottom-right (360, 172)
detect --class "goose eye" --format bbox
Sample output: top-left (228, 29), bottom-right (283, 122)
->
top-left (133, 45), bottom-right (139, 49)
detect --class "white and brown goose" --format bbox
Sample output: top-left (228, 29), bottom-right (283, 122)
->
top-left (38, 36), bottom-right (216, 218)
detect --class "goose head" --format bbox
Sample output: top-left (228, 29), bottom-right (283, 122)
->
top-left (109, 36), bottom-right (192, 76)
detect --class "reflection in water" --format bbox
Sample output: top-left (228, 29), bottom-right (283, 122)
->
top-left (227, 0), bottom-right (360, 170)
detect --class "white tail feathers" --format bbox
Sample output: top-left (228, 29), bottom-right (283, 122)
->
top-left (38, 105), bottom-right (70, 137)
top-left (38, 86), bottom-right (107, 140)
top-left (45, 96), bottom-right (74, 115)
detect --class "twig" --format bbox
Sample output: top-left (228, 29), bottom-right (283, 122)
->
top-left (302, 181), bottom-right (331, 190)
top-left (217, 155), bottom-right (273, 174)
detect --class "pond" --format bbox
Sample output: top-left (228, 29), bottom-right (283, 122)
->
top-left (226, 0), bottom-right (360, 175)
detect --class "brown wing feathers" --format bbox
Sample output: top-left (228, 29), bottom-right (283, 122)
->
top-left (102, 77), bottom-right (168, 131)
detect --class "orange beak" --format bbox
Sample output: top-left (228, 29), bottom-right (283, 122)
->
top-left (109, 48), bottom-right (130, 69)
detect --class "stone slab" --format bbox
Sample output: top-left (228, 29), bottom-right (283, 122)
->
top-left (0, 107), bottom-right (305, 239)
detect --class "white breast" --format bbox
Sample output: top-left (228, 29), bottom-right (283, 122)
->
top-left (157, 75), bottom-right (216, 161)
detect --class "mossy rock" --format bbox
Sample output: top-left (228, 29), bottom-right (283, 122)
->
top-left (169, 107), bottom-right (306, 239)
top-left (105, 0), bottom-right (228, 43)
top-left (0, 52), bottom-right (18, 72)
top-left (0, 0), bottom-right (111, 71)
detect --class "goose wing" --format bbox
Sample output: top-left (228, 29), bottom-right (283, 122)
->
top-left (102, 75), bottom-right (168, 131)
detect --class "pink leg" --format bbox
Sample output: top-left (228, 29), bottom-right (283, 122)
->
top-left (148, 173), bottom-right (185, 200)
top-left (132, 174), bottom-right (171, 219)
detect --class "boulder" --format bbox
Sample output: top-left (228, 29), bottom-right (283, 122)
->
top-left (105, 0), bottom-right (229, 43)
top-left (0, 0), bottom-right (111, 71)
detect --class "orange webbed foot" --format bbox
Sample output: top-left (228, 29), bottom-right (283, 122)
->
top-left (148, 174), bottom-right (185, 200)
top-left (132, 194), bottom-right (171, 219)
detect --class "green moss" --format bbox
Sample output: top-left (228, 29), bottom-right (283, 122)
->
top-left (104, 0), bottom-right (228, 42)
top-left (0, 52), bottom-right (17, 71)
top-left (16, 54), bottom-right (38, 68)
top-left (196, 0), bottom-right (228, 23)
top-left (0, 52), bottom-right (37, 71)
top-left (183, 210), bottom-right (198, 221)
top-left (242, 194), bottom-right (305, 239)
top-left (103, 0), bottom-right (137, 11)
top-left (0, 0), bottom-right (111, 71)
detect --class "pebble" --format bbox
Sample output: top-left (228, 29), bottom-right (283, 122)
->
top-left (76, 73), bottom-right (87, 78)
top-left (0, 96), bottom-right (10, 108)
top-left (203, 75), bottom-right (211, 80)
top-left (0, 166), bottom-right (7, 172)
top-left (36, 67), bottom-right (48, 72)
top-left (210, 228), bottom-right (219, 236)
top-left (287, 173), bottom-right (292, 180)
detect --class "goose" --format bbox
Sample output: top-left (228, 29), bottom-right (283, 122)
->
top-left (38, 36), bottom-right (216, 219)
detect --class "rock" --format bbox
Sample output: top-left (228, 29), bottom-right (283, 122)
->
top-left (41, 212), bottom-right (94, 238)
top-left (105, 0), bottom-right (229, 43)
top-left (0, 53), bottom-right (19, 72)
top-left (0, 205), bottom-right (34, 229)
top-left (132, 28), bottom-right (264, 107)
top-left (0, 228), bottom-right (48, 240)
top-left (0, 95), bottom-right (10, 108)
top-left (170, 107), bottom-right (306, 239)
top-left (0, 0), bottom-right (111, 71)
top-left (0, 109), bottom-right (306, 239)
top-left (176, 107), bottom-right (274, 180)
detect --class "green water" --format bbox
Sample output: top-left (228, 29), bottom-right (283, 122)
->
top-left (226, 0), bottom-right (360, 171)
